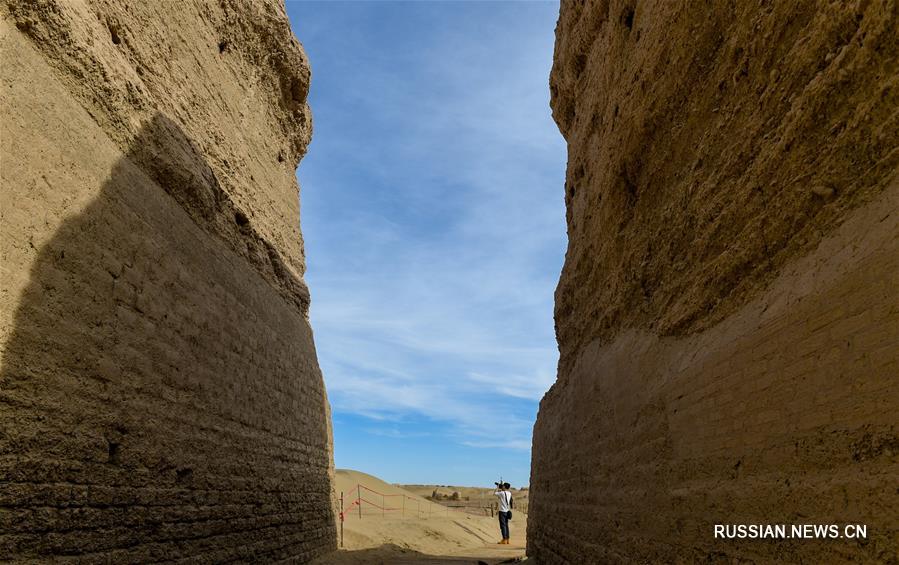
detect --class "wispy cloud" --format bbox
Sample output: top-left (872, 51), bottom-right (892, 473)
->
top-left (290, 2), bottom-right (564, 466)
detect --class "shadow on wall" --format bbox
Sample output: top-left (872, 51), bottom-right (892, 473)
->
top-left (1, 113), bottom-right (335, 561)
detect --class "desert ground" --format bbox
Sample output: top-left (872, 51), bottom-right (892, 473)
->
top-left (399, 484), bottom-right (529, 517)
top-left (312, 470), bottom-right (526, 564)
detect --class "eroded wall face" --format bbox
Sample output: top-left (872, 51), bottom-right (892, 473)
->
top-left (1, 0), bottom-right (335, 561)
top-left (530, 1), bottom-right (898, 562)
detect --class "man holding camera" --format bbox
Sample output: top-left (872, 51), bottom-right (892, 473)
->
top-left (494, 481), bottom-right (513, 544)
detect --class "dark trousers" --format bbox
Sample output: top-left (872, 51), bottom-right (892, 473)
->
top-left (498, 511), bottom-right (510, 539)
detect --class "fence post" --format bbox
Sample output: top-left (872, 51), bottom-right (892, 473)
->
top-left (358, 485), bottom-right (362, 519)
top-left (340, 491), bottom-right (344, 548)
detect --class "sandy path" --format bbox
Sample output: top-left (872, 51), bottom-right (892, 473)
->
top-left (314, 516), bottom-right (527, 564)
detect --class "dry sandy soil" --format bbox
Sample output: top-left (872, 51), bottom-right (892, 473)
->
top-left (313, 470), bottom-right (526, 565)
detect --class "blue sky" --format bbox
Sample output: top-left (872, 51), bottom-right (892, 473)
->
top-left (286, 1), bottom-right (565, 488)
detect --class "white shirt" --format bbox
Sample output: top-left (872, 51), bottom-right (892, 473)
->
top-left (494, 490), bottom-right (511, 513)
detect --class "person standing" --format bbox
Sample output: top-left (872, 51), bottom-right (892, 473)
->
top-left (494, 481), bottom-right (512, 544)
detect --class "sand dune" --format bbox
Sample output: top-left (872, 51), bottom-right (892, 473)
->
top-left (317, 470), bottom-right (526, 563)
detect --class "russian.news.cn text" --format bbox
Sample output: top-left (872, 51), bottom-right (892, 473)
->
top-left (714, 524), bottom-right (867, 540)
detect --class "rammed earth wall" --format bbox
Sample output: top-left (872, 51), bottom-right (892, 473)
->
top-left (529, 1), bottom-right (898, 562)
top-left (0, 1), bottom-right (336, 560)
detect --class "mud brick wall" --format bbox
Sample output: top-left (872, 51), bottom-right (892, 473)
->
top-left (1, 0), bottom-right (336, 561)
top-left (529, 1), bottom-right (898, 563)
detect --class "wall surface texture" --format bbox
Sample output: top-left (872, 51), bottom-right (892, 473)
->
top-left (530, 0), bottom-right (898, 563)
top-left (0, 0), bottom-right (336, 561)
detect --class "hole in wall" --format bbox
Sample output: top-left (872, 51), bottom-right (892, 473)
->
top-left (290, 78), bottom-right (306, 104)
top-left (573, 53), bottom-right (588, 78)
top-left (108, 21), bottom-right (122, 45)
top-left (176, 468), bottom-right (194, 484)
top-left (621, 6), bottom-right (635, 31)
top-left (107, 441), bottom-right (120, 464)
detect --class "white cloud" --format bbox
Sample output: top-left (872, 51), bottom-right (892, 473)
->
top-left (297, 2), bottom-right (565, 453)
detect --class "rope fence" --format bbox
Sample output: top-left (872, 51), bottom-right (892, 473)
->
top-left (338, 483), bottom-right (472, 547)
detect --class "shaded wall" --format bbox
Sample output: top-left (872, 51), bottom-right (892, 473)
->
top-left (529, 0), bottom-right (898, 562)
top-left (1, 1), bottom-right (335, 561)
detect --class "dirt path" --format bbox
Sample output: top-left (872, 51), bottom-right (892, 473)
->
top-left (313, 520), bottom-right (527, 564)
